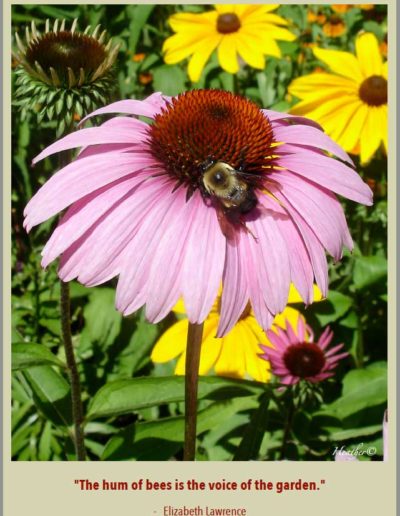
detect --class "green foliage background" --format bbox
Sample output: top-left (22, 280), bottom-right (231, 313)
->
top-left (12, 4), bottom-right (387, 461)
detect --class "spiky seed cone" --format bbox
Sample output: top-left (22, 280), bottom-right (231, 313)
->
top-left (13, 19), bottom-right (120, 134)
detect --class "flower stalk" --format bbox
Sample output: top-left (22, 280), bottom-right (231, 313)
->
top-left (60, 279), bottom-right (86, 460)
top-left (183, 322), bottom-right (204, 461)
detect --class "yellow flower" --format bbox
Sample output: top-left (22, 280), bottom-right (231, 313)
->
top-left (288, 32), bottom-right (387, 164)
top-left (151, 284), bottom-right (322, 383)
top-left (163, 4), bottom-right (296, 82)
top-left (322, 15), bottom-right (346, 38)
top-left (331, 4), bottom-right (353, 14)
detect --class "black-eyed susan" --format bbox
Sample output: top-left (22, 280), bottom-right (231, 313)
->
top-left (151, 285), bottom-right (322, 383)
top-left (289, 32), bottom-right (387, 164)
top-left (163, 4), bottom-right (296, 82)
top-left (322, 14), bottom-right (346, 38)
top-left (331, 4), bottom-right (353, 14)
top-left (307, 9), bottom-right (326, 25)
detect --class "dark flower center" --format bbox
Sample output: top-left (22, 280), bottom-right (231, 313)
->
top-left (217, 13), bottom-right (241, 34)
top-left (26, 31), bottom-right (106, 80)
top-left (149, 89), bottom-right (274, 193)
top-left (359, 75), bottom-right (387, 106)
top-left (327, 14), bottom-right (343, 26)
top-left (283, 343), bottom-right (326, 378)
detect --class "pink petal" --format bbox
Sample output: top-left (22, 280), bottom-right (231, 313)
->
top-left (269, 171), bottom-right (353, 259)
top-left (24, 152), bottom-right (157, 231)
top-left (273, 190), bottom-right (329, 296)
top-left (217, 232), bottom-right (249, 337)
top-left (272, 206), bottom-right (314, 305)
top-left (247, 211), bottom-right (291, 314)
top-left (318, 326), bottom-right (334, 349)
top-left (144, 189), bottom-right (199, 323)
top-left (278, 148), bottom-right (373, 205)
top-left (181, 193), bottom-right (226, 323)
top-left (265, 110), bottom-right (323, 129)
top-left (79, 92), bottom-right (168, 125)
top-left (33, 118), bottom-right (149, 164)
top-left (41, 171), bottom-right (149, 267)
top-left (273, 124), bottom-right (354, 165)
top-left (58, 176), bottom-right (171, 284)
top-left (239, 227), bottom-right (274, 330)
top-left (115, 184), bottom-right (186, 316)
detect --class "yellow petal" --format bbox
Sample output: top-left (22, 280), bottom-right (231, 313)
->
top-left (289, 73), bottom-right (358, 98)
top-left (169, 11), bottom-right (218, 33)
top-left (243, 12), bottom-right (289, 27)
top-left (240, 29), bottom-right (282, 58)
top-left (236, 33), bottom-right (265, 69)
top-left (290, 92), bottom-right (359, 126)
top-left (335, 102), bottom-right (369, 153)
top-left (163, 33), bottom-right (211, 64)
top-left (273, 306), bottom-right (302, 331)
top-left (151, 318), bottom-right (189, 362)
top-left (379, 105), bottom-right (388, 153)
top-left (355, 32), bottom-right (383, 78)
top-left (360, 108), bottom-right (383, 164)
top-left (217, 34), bottom-right (239, 73)
top-left (382, 61), bottom-right (388, 79)
top-left (318, 99), bottom-right (365, 146)
top-left (214, 324), bottom-right (246, 378)
top-left (172, 298), bottom-right (187, 315)
top-left (313, 47), bottom-right (363, 83)
top-left (188, 34), bottom-right (221, 81)
top-left (214, 4), bottom-right (279, 15)
top-left (244, 23), bottom-right (296, 41)
top-left (241, 322), bottom-right (271, 382)
top-left (198, 331), bottom-right (223, 374)
top-left (287, 284), bottom-right (323, 304)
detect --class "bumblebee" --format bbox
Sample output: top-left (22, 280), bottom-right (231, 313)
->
top-left (201, 160), bottom-right (258, 214)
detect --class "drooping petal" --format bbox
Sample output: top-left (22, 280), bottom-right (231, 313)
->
top-left (277, 148), bottom-right (373, 205)
top-left (269, 170), bottom-right (353, 258)
top-left (58, 177), bottom-right (171, 285)
top-left (79, 92), bottom-right (168, 125)
top-left (24, 152), bottom-right (157, 231)
top-left (273, 123), bottom-right (354, 165)
top-left (181, 193), bottom-right (226, 323)
top-left (33, 118), bottom-right (149, 164)
top-left (218, 232), bottom-right (249, 337)
top-left (41, 170), bottom-right (149, 267)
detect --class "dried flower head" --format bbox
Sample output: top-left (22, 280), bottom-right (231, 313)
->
top-left (13, 19), bottom-right (119, 132)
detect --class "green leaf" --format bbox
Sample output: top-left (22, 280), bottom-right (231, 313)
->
top-left (128, 5), bottom-right (155, 54)
top-left (328, 424), bottom-right (382, 441)
top-left (12, 343), bottom-right (66, 370)
top-left (314, 290), bottom-right (353, 325)
top-left (233, 392), bottom-right (270, 460)
top-left (88, 376), bottom-right (264, 420)
top-left (38, 421), bottom-right (53, 461)
top-left (23, 366), bottom-right (73, 427)
top-left (353, 255), bottom-right (387, 290)
top-left (102, 397), bottom-right (256, 460)
top-left (321, 362), bottom-right (387, 420)
top-left (152, 65), bottom-right (186, 96)
top-left (80, 288), bottom-right (122, 350)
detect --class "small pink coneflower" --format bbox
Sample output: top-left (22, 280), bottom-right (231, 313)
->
top-left (259, 317), bottom-right (348, 385)
top-left (24, 89), bottom-right (372, 336)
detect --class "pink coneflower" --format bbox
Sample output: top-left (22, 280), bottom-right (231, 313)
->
top-left (259, 317), bottom-right (348, 384)
top-left (24, 89), bottom-right (372, 336)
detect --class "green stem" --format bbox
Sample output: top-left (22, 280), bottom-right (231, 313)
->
top-left (183, 322), bottom-right (204, 461)
top-left (279, 387), bottom-right (295, 460)
top-left (60, 280), bottom-right (86, 460)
